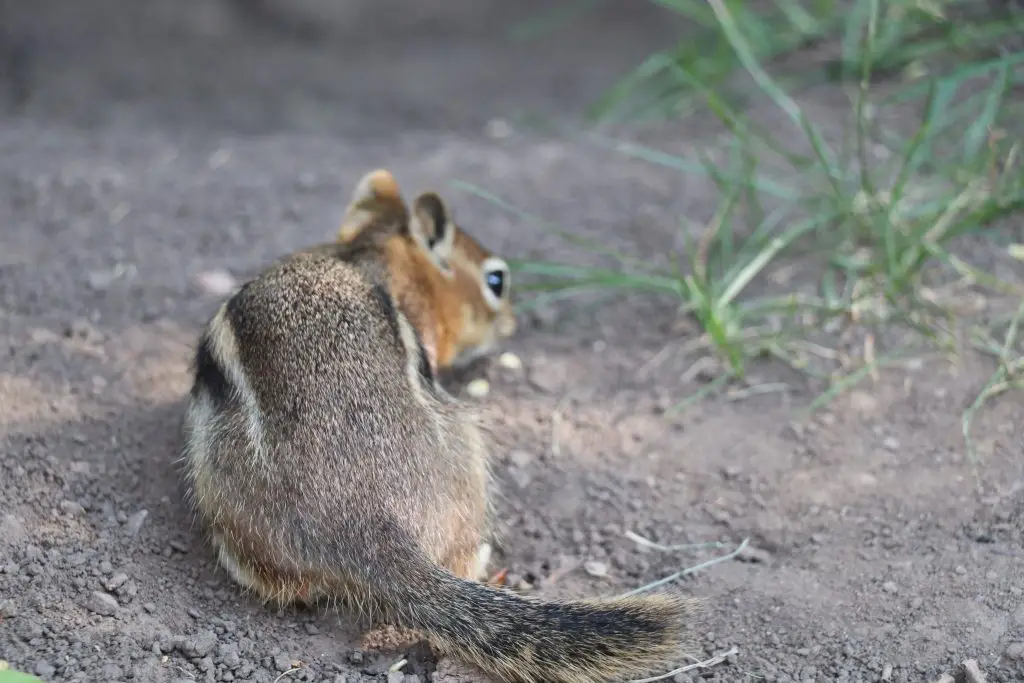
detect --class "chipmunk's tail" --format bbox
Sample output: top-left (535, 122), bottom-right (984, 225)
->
top-left (366, 535), bottom-right (703, 683)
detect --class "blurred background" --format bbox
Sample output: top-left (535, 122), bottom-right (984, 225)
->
top-left (0, 0), bottom-right (690, 135)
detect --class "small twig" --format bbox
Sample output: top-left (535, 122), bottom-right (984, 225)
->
top-left (550, 394), bottom-right (571, 458)
top-left (618, 538), bottom-right (750, 598)
top-left (274, 668), bottom-right (305, 682)
top-left (667, 373), bottom-right (731, 415)
top-left (624, 530), bottom-right (729, 553)
top-left (387, 658), bottom-right (408, 673)
top-left (788, 339), bottom-right (840, 360)
top-left (637, 343), bottom-right (674, 381)
top-left (725, 382), bottom-right (790, 401)
top-left (680, 356), bottom-right (721, 384)
top-left (629, 646), bottom-right (739, 683)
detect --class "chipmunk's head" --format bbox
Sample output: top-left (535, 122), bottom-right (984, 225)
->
top-left (337, 169), bottom-right (517, 372)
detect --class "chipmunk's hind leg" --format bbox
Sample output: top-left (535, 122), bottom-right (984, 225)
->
top-left (211, 532), bottom-right (330, 606)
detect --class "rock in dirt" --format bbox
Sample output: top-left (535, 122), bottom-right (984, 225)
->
top-left (34, 661), bottom-right (56, 678)
top-left (736, 545), bottom-right (773, 564)
top-left (194, 268), bottom-right (237, 296)
top-left (105, 571), bottom-right (129, 591)
top-left (183, 630), bottom-right (219, 659)
top-left (498, 352), bottom-right (522, 370)
top-left (465, 378), bottom-right (490, 398)
top-left (1005, 642), bottom-right (1024, 660)
top-left (507, 450), bottom-right (534, 468)
top-left (217, 644), bottom-right (241, 669)
top-left (60, 499), bottom-right (85, 516)
top-left (0, 514), bottom-right (27, 547)
top-left (583, 560), bottom-right (609, 578)
top-left (124, 509), bottom-right (149, 537)
top-left (961, 659), bottom-right (987, 683)
top-left (274, 654), bottom-right (293, 672)
top-left (86, 591), bottom-right (119, 616)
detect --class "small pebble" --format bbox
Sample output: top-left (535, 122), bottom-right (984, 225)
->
top-left (881, 663), bottom-right (893, 680)
top-left (465, 378), bottom-right (490, 398)
top-left (195, 269), bottom-right (237, 297)
top-left (208, 148), bottom-right (232, 169)
top-left (882, 437), bottom-right (900, 451)
top-left (881, 581), bottom-right (898, 594)
top-left (484, 118), bottom-right (513, 139)
top-left (498, 352), bottom-right (522, 370)
top-left (106, 572), bottom-right (129, 591)
top-left (1006, 642), bottom-right (1024, 660)
top-left (508, 450), bottom-right (534, 468)
top-left (583, 561), bottom-right (609, 578)
top-left (125, 510), bottom-right (149, 537)
top-left (86, 591), bottom-right (119, 616)
top-left (60, 500), bottom-right (85, 516)
top-left (185, 631), bottom-right (219, 659)
top-left (961, 658), bottom-right (987, 683)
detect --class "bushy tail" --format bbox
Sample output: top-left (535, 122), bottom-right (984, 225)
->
top-left (374, 553), bottom-right (703, 683)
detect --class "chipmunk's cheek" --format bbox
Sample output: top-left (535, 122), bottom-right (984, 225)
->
top-left (497, 310), bottom-right (517, 338)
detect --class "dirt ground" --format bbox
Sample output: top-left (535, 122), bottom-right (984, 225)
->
top-left (2, 1), bottom-right (1023, 682)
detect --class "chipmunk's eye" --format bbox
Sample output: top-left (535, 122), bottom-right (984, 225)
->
top-left (480, 257), bottom-right (509, 309)
top-left (485, 270), bottom-right (505, 298)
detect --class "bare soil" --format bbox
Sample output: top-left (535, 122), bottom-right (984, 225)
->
top-left (1, 2), bottom-right (1023, 682)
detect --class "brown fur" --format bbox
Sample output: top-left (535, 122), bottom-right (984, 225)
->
top-left (180, 169), bottom-right (704, 683)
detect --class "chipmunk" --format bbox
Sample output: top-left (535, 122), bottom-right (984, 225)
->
top-left (180, 169), bottom-right (702, 683)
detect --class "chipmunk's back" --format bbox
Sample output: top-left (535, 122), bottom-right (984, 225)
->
top-left (227, 246), bottom-right (424, 418)
top-left (187, 243), bottom-right (482, 578)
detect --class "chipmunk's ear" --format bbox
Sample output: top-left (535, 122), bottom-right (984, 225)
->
top-left (338, 169), bottom-right (407, 243)
top-left (409, 192), bottom-right (455, 270)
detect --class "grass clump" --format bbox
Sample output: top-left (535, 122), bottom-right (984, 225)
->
top-left (0, 664), bottom-right (44, 683)
top-left (475, 0), bottom-right (1024, 445)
